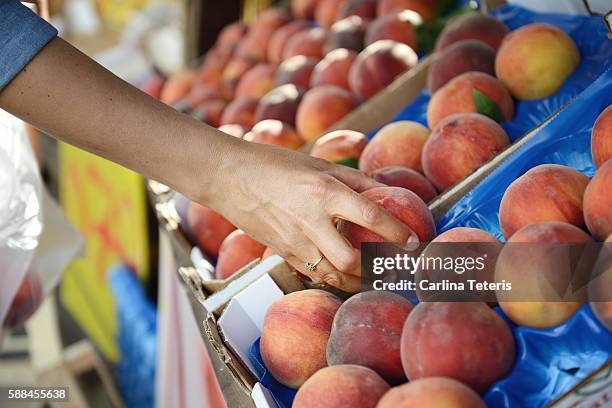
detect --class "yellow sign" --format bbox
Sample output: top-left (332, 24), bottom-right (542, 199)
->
top-left (59, 143), bottom-right (149, 361)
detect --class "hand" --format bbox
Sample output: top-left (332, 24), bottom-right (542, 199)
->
top-left (202, 139), bottom-right (414, 293)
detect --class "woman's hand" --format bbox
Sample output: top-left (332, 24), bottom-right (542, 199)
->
top-left (200, 138), bottom-right (414, 293)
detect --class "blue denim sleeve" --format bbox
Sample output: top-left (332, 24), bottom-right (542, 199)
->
top-left (0, 0), bottom-right (58, 91)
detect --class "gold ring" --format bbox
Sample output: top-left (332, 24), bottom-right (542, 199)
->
top-left (305, 256), bottom-right (324, 273)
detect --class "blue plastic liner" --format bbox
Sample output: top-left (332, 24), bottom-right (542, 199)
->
top-left (436, 68), bottom-right (612, 239)
top-left (368, 5), bottom-right (612, 141)
top-left (249, 339), bottom-right (296, 408)
top-left (109, 265), bottom-right (157, 408)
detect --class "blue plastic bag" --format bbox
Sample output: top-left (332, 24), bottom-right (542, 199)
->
top-left (369, 5), bottom-right (612, 141)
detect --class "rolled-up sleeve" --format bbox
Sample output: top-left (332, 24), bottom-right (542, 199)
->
top-left (0, 1), bottom-right (58, 91)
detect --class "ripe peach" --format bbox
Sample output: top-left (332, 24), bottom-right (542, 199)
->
top-left (589, 233), bottom-right (612, 331)
top-left (234, 63), bottom-right (276, 99)
top-left (221, 56), bottom-right (256, 99)
top-left (401, 302), bottom-right (515, 393)
top-left (255, 84), bottom-right (305, 126)
top-left (310, 129), bottom-right (368, 164)
top-left (187, 201), bottom-right (236, 257)
top-left (435, 12), bottom-right (508, 51)
top-left (296, 85), bottom-right (359, 142)
top-left (267, 20), bottom-right (311, 64)
top-left (244, 119), bottom-right (304, 149)
top-left (499, 164), bottom-right (589, 239)
top-left (496, 221), bottom-right (592, 328)
top-left (378, 0), bottom-right (438, 22)
top-left (251, 8), bottom-right (291, 31)
top-left (196, 58), bottom-right (225, 88)
top-left (338, 186), bottom-right (436, 245)
top-left (377, 377), bottom-right (486, 408)
top-left (584, 160), bottom-right (612, 240)
top-left (359, 121), bottom-right (430, 174)
top-left (349, 40), bottom-right (418, 101)
top-left (315, 0), bottom-right (347, 29)
top-left (427, 72), bottom-right (515, 129)
top-left (591, 105), bottom-right (612, 168)
top-left (422, 113), bottom-right (510, 191)
top-left (325, 16), bottom-right (367, 53)
top-left (218, 124), bottom-right (249, 139)
top-left (160, 69), bottom-right (196, 105)
top-left (261, 289), bottom-right (342, 388)
top-left (327, 291), bottom-right (413, 384)
top-left (370, 166), bottom-right (437, 203)
top-left (432, 227), bottom-right (499, 243)
top-left (427, 39), bottom-right (496, 93)
top-left (293, 365), bottom-right (389, 408)
top-left (219, 96), bottom-right (258, 128)
top-left (310, 48), bottom-right (358, 91)
top-left (172, 84), bottom-right (221, 112)
top-left (275, 56), bottom-right (319, 90)
top-left (336, 0), bottom-right (377, 21)
top-left (216, 21), bottom-right (248, 48)
top-left (215, 230), bottom-right (266, 279)
top-left (236, 27), bottom-right (275, 62)
top-left (495, 23), bottom-right (580, 100)
top-left (282, 27), bottom-right (327, 60)
top-left (365, 10), bottom-right (421, 50)
top-left (292, 0), bottom-right (321, 19)
top-left (192, 99), bottom-right (227, 128)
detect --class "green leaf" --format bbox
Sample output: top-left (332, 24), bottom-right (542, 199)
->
top-left (415, 6), bottom-right (478, 54)
top-left (335, 157), bottom-right (359, 169)
top-left (473, 89), bottom-right (505, 123)
top-left (437, 0), bottom-right (460, 17)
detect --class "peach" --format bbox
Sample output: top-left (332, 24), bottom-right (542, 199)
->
top-left (296, 85), bottom-right (359, 142)
top-left (591, 105), bottom-right (612, 168)
top-left (255, 84), bottom-right (305, 126)
top-left (584, 160), bottom-right (612, 240)
top-left (310, 129), bottom-right (368, 164)
top-left (325, 16), bottom-right (367, 53)
top-left (282, 27), bottom-right (327, 60)
top-left (293, 365), bottom-right (389, 408)
top-left (218, 124), bottom-right (249, 139)
top-left (315, 0), bottom-right (347, 29)
top-left (3, 270), bottom-right (44, 329)
top-left (251, 8), bottom-right (291, 31)
top-left (359, 121), bottom-right (430, 174)
top-left (370, 166), bottom-right (437, 203)
top-left (186, 201), bottom-right (236, 257)
top-left (267, 20), bottom-right (311, 64)
top-left (401, 302), bottom-right (515, 393)
top-left (234, 63), bottom-right (276, 99)
top-left (262, 247), bottom-right (275, 259)
top-left (172, 84), bottom-right (221, 112)
top-left (275, 56), bottom-right (319, 90)
top-left (310, 48), bottom-right (358, 90)
top-left (365, 10), bottom-right (421, 50)
top-left (499, 164), bottom-right (589, 239)
top-left (327, 291), bottom-right (414, 384)
top-left (219, 96), bottom-right (258, 128)
top-left (422, 113), bottom-right (510, 191)
top-left (235, 27), bottom-right (275, 62)
top-left (335, 0), bottom-right (377, 21)
top-left (496, 221), bottom-right (592, 328)
top-left (260, 289), bottom-right (342, 388)
top-left (192, 99), bottom-right (227, 128)
top-left (196, 59), bottom-right (225, 88)
top-left (349, 40), bottom-right (418, 101)
top-left (292, 364), bottom-right (389, 408)
top-left (427, 39), bottom-right (496, 93)
top-left (431, 227), bottom-right (499, 243)
top-left (201, 45), bottom-right (235, 73)
top-left (377, 377), bottom-right (486, 408)
top-left (215, 230), bottom-right (266, 279)
top-left (427, 72), bottom-right (515, 128)
top-left (435, 12), bottom-right (508, 51)
top-left (292, 0), bottom-right (322, 19)
top-left (160, 69), bottom-right (196, 105)
top-left (495, 23), bottom-right (580, 100)
top-left (221, 56), bottom-right (256, 99)
top-left (378, 0), bottom-right (438, 22)
top-left (244, 119), bottom-right (304, 149)
top-left (338, 186), bottom-right (436, 245)
top-left (589, 234), bottom-right (612, 331)
top-left (216, 21), bottom-right (248, 47)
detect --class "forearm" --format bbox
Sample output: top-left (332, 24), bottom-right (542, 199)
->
top-left (0, 37), bottom-right (237, 204)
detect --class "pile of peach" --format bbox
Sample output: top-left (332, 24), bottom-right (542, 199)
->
top-left (255, 105), bottom-right (611, 407)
